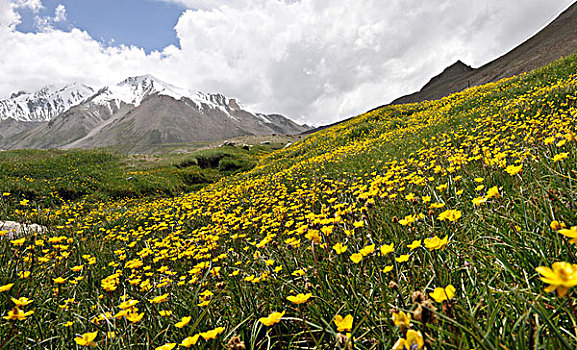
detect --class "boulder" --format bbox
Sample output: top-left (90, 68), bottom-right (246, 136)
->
top-left (0, 221), bottom-right (47, 240)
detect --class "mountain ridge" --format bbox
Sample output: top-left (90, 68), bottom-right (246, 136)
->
top-left (392, 2), bottom-right (577, 104)
top-left (0, 75), bottom-right (309, 153)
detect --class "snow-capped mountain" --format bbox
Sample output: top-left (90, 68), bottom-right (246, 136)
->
top-left (89, 74), bottom-right (261, 120)
top-left (0, 83), bottom-right (94, 122)
top-left (0, 75), bottom-right (309, 152)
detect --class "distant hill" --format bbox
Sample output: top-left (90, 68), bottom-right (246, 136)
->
top-left (392, 2), bottom-right (577, 104)
top-left (0, 76), bottom-right (309, 153)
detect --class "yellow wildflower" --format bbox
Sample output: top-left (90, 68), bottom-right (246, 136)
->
top-left (429, 284), bottom-right (456, 303)
top-left (334, 314), bottom-right (353, 332)
top-left (286, 293), bottom-right (312, 304)
top-left (180, 335), bottom-right (200, 347)
top-left (392, 311), bottom-right (411, 327)
top-left (259, 310), bottom-right (285, 326)
top-left (536, 262), bottom-right (577, 297)
top-left (380, 243), bottom-right (394, 255)
top-left (350, 253), bottom-right (363, 264)
top-left (74, 331), bottom-right (98, 346)
top-left (200, 327), bottom-right (225, 340)
top-left (0, 283), bottom-right (14, 292)
top-left (505, 164), bottom-right (523, 176)
top-left (175, 316), bottom-right (192, 328)
top-left (406, 240), bottom-right (421, 250)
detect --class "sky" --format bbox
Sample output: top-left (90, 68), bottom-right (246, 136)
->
top-left (0, 0), bottom-right (574, 124)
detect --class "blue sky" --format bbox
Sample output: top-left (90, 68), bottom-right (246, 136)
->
top-left (15, 0), bottom-right (185, 52)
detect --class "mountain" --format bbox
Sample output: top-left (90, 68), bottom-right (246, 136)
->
top-left (0, 75), bottom-right (309, 153)
top-left (0, 83), bottom-right (94, 122)
top-left (392, 2), bottom-right (577, 104)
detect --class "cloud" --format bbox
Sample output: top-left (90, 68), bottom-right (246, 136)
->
top-left (0, 0), bottom-right (573, 124)
top-left (33, 3), bottom-right (66, 31)
top-left (12, 0), bottom-right (42, 11)
top-left (53, 4), bottom-right (65, 22)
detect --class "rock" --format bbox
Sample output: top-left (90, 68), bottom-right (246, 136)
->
top-left (0, 221), bottom-right (47, 240)
top-left (260, 141), bottom-right (271, 145)
top-left (283, 142), bottom-right (293, 149)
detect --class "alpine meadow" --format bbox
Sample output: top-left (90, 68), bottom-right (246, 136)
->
top-left (2, 47), bottom-right (577, 349)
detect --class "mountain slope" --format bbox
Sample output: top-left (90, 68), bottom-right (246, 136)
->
top-left (392, 2), bottom-right (577, 104)
top-left (0, 75), bottom-right (308, 152)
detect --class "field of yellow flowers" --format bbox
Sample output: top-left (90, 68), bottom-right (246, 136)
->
top-left (2, 55), bottom-right (577, 349)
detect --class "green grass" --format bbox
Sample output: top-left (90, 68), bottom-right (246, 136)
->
top-left (2, 55), bottom-right (577, 349)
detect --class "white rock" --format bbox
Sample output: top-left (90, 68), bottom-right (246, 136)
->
top-left (0, 221), bottom-right (47, 240)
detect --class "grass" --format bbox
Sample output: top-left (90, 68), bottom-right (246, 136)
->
top-left (2, 55), bottom-right (577, 349)
top-left (0, 141), bottom-right (285, 222)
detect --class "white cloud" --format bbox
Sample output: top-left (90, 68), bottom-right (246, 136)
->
top-left (12, 0), bottom-right (42, 11)
top-left (0, 0), bottom-right (573, 124)
top-left (53, 4), bottom-right (65, 22)
top-left (32, 3), bottom-right (66, 31)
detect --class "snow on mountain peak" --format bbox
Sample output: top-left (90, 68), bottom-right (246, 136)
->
top-left (0, 83), bottom-right (95, 122)
top-left (91, 75), bottom-right (242, 117)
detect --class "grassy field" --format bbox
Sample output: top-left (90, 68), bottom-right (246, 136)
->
top-left (2, 55), bottom-right (577, 349)
top-left (0, 140), bottom-right (290, 223)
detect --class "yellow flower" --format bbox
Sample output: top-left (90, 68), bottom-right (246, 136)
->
top-left (550, 221), bottom-right (566, 231)
top-left (505, 164), bottom-right (523, 176)
top-left (406, 240), bottom-right (421, 250)
top-left (392, 329), bottom-right (424, 350)
top-left (155, 343), bottom-right (176, 350)
top-left (118, 299), bottom-right (139, 310)
top-left (11, 237), bottom-right (26, 246)
top-left (159, 310), bottom-right (173, 317)
top-left (438, 209), bottom-right (462, 222)
top-left (71, 265), bottom-right (84, 272)
top-left (395, 254), bottom-right (409, 263)
top-left (399, 215), bottom-right (417, 226)
top-left (175, 316), bottom-right (192, 328)
top-left (380, 243), bottom-right (394, 255)
top-left (292, 269), bottom-right (306, 276)
top-left (53, 277), bottom-right (67, 284)
top-left (429, 285), bottom-right (456, 303)
top-left (200, 326), bottom-right (225, 340)
top-left (472, 196), bottom-right (487, 206)
top-left (334, 314), bottom-right (353, 332)
top-left (149, 293), bottom-right (169, 304)
top-left (424, 236), bottom-right (449, 250)
top-left (3, 307), bottom-right (34, 321)
top-left (558, 226), bottom-right (577, 244)
top-left (126, 311), bottom-right (144, 323)
top-left (350, 253), bottom-right (363, 264)
top-left (259, 310), bottom-right (285, 326)
top-left (486, 186), bottom-right (500, 199)
top-left (536, 262), bottom-right (577, 297)
top-left (74, 331), bottom-right (98, 346)
top-left (11, 297), bottom-right (33, 307)
top-left (333, 243), bottom-right (348, 254)
top-left (359, 244), bottom-right (375, 256)
top-left (181, 335), bottom-right (200, 347)
top-left (392, 311), bottom-right (411, 327)
top-left (286, 293), bottom-right (312, 304)
top-left (305, 230), bottom-right (321, 243)
top-left (383, 265), bottom-right (394, 273)
top-left (553, 152), bottom-right (568, 162)
top-left (0, 283), bottom-right (14, 292)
